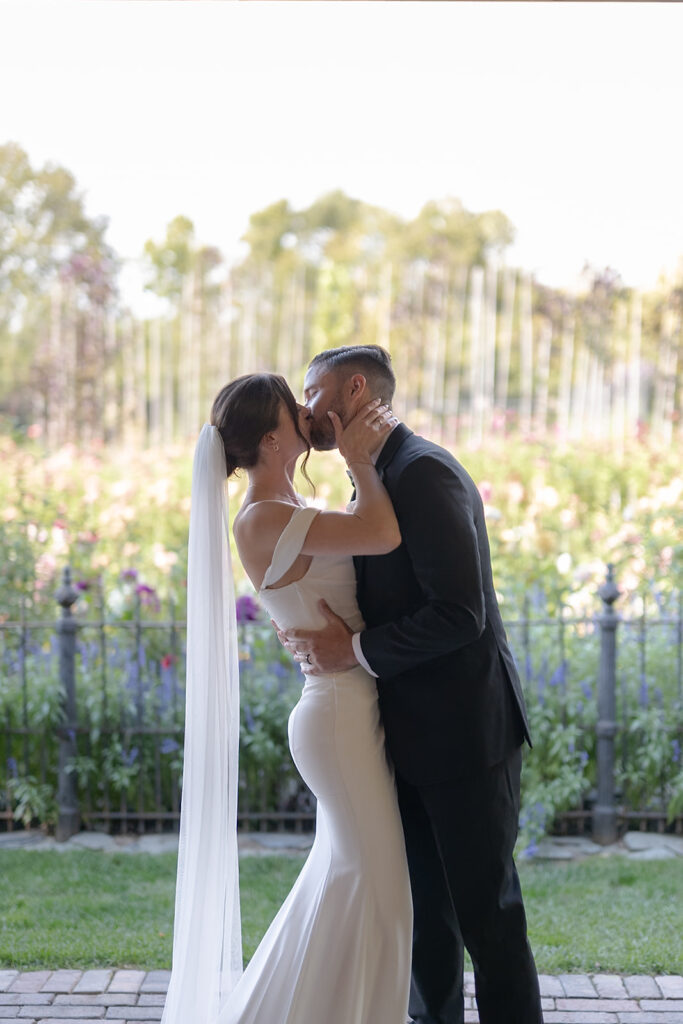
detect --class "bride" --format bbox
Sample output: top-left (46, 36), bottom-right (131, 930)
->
top-left (161, 372), bottom-right (412, 1024)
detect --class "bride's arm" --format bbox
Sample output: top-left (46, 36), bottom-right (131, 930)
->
top-left (239, 400), bottom-right (401, 560)
top-left (300, 401), bottom-right (400, 556)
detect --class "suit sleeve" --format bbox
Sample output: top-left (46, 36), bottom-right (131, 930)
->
top-left (359, 454), bottom-right (486, 678)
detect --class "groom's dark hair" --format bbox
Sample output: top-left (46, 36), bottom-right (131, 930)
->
top-left (309, 345), bottom-right (396, 403)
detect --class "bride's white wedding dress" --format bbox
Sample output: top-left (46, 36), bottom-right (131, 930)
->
top-left (218, 505), bottom-right (412, 1024)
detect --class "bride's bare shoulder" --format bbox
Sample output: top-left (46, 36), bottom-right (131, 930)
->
top-left (234, 500), bottom-right (299, 544)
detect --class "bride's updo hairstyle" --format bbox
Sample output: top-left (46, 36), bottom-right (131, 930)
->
top-left (210, 372), bottom-right (311, 480)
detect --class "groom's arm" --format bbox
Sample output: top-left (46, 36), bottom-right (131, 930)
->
top-left (359, 454), bottom-right (486, 678)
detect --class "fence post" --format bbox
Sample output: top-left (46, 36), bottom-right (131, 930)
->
top-left (593, 564), bottom-right (620, 845)
top-left (56, 566), bottom-right (80, 841)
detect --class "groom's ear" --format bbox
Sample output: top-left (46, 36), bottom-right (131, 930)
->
top-left (347, 373), bottom-right (368, 403)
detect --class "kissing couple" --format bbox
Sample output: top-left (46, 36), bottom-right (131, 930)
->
top-left (161, 344), bottom-right (544, 1024)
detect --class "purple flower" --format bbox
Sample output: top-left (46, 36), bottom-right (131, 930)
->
top-left (7, 757), bottom-right (18, 778)
top-left (75, 580), bottom-right (90, 591)
top-left (672, 740), bottom-right (681, 764)
top-left (579, 751), bottom-right (589, 767)
top-left (160, 738), bottom-right (179, 755)
top-left (236, 595), bottom-right (260, 624)
top-left (136, 584), bottom-right (160, 611)
top-left (121, 568), bottom-right (139, 582)
top-left (581, 681), bottom-right (593, 700)
top-left (549, 663), bottom-right (566, 688)
top-left (123, 746), bottom-right (139, 767)
top-left (638, 677), bottom-right (648, 709)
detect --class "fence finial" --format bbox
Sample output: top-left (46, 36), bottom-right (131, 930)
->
top-left (598, 563), bottom-right (619, 608)
top-left (56, 566), bottom-right (78, 613)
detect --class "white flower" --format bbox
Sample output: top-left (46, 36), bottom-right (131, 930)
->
top-left (556, 552), bottom-right (572, 575)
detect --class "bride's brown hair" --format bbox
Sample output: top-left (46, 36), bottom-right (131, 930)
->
top-left (210, 373), bottom-right (312, 484)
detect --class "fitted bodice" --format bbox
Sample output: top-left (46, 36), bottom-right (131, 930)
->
top-left (254, 505), bottom-right (365, 634)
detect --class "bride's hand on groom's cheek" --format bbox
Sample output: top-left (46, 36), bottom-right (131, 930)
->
top-left (270, 602), bottom-right (358, 676)
top-left (330, 400), bottom-right (397, 464)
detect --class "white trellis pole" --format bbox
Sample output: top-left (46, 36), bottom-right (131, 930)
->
top-left (378, 262), bottom-right (393, 358)
top-left (557, 314), bottom-right (575, 441)
top-left (46, 284), bottom-right (64, 448)
top-left (467, 264), bottom-right (485, 447)
top-left (423, 266), bottom-right (447, 442)
top-left (627, 291), bottom-right (642, 437)
top-left (444, 265), bottom-right (468, 445)
top-left (103, 308), bottom-right (119, 444)
top-left (161, 318), bottom-right (175, 443)
top-left (482, 261), bottom-right (498, 438)
top-left (148, 316), bottom-right (162, 447)
top-left (570, 341), bottom-right (590, 440)
top-left (534, 317), bottom-right (552, 436)
top-left (519, 275), bottom-right (534, 436)
top-left (495, 268), bottom-right (516, 428)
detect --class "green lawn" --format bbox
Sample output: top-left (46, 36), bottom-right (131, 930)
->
top-left (0, 851), bottom-right (681, 975)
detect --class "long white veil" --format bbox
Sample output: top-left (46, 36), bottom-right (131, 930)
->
top-left (161, 423), bottom-right (242, 1024)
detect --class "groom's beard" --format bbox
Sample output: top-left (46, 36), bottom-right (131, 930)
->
top-left (307, 405), bottom-right (345, 450)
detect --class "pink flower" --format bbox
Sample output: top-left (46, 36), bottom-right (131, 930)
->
top-left (478, 481), bottom-right (493, 504)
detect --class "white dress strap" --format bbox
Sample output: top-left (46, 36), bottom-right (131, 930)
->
top-left (260, 506), bottom-right (320, 591)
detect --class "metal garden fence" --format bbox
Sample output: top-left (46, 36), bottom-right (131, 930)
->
top-left (1, 566), bottom-right (681, 841)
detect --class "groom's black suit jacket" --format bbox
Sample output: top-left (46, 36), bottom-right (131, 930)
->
top-left (355, 423), bottom-right (531, 785)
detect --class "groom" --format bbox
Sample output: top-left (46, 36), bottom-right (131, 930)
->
top-left (281, 345), bottom-right (543, 1024)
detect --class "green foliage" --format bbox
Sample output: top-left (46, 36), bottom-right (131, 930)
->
top-left (518, 649), bottom-right (597, 854)
top-left (237, 616), bottom-right (310, 821)
top-left (10, 776), bottom-right (56, 830)
top-left (0, 432), bottom-right (681, 838)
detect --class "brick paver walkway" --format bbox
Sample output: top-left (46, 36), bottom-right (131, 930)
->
top-left (1, 969), bottom-right (682, 1022)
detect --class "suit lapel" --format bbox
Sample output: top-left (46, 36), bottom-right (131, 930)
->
top-left (355, 423), bottom-right (413, 601)
top-left (375, 422), bottom-right (413, 480)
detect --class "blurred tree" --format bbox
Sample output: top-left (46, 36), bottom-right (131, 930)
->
top-left (143, 215), bottom-right (222, 306)
top-left (142, 216), bottom-right (224, 437)
top-left (391, 197), bottom-right (514, 270)
top-left (0, 141), bottom-right (117, 428)
top-left (237, 189), bottom-right (514, 356)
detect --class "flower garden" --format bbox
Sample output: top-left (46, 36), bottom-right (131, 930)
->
top-left (1, 430), bottom-right (681, 854)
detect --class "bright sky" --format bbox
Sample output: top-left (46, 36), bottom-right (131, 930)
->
top-left (1, 0), bottom-right (682, 305)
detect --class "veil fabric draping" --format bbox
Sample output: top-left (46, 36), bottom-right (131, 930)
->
top-left (161, 423), bottom-right (242, 1024)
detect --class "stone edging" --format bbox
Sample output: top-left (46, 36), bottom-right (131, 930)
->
top-left (1, 970), bottom-right (683, 1023)
top-left (1, 830), bottom-right (683, 860)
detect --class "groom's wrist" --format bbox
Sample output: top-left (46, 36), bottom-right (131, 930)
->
top-left (352, 633), bottom-right (377, 677)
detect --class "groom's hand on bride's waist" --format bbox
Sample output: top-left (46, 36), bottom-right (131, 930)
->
top-left (271, 600), bottom-right (358, 676)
